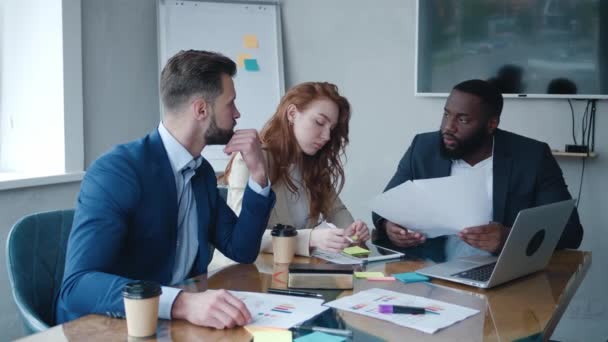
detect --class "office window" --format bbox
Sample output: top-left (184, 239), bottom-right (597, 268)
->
top-left (0, 0), bottom-right (83, 189)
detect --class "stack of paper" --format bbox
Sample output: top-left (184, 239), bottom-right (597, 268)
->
top-left (371, 170), bottom-right (492, 237)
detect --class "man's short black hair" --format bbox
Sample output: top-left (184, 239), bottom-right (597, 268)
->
top-left (453, 79), bottom-right (504, 118)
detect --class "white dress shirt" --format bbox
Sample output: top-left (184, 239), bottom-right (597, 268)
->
top-left (444, 155), bottom-right (494, 261)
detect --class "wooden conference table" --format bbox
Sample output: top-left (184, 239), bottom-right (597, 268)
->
top-left (20, 250), bottom-right (590, 342)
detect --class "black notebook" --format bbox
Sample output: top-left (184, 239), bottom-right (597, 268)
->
top-left (288, 263), bottom-right (354, 289)
top-left (288, 263), bottom-right (355, 274)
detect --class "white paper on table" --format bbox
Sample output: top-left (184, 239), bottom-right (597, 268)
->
top-left (324, 288), bottom-right (479, 334)
top-left (370, 170), bottom-right (492, 237)
top-left (230, 291), bottom-right (329, 329)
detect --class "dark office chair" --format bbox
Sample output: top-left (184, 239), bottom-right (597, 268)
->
top-left (5, 209), bottom-right (74, 334)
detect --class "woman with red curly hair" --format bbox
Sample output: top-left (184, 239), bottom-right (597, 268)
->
top-left (223, 82), bottom-right (369, 257)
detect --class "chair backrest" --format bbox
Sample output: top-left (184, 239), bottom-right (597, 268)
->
top-left (5, 209), bottom-right (74, 334)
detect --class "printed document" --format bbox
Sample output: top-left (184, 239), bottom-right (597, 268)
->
top-left (371, 171), bottom-right (491, 237)
top-left (231, 291), bottom-right (329, 329)
top-left (324, 288), bottom-right (479, 334)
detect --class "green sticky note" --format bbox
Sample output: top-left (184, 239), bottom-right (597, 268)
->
top-left (295, 331), bottom-right (346, 342)
top-left (354, 271), bottom-right (385, 279)
top-left (244, 58), bottom-right (260, 71)
top-left (393, 272), bottom-right (430, 283)
top-left (342, 246), bottom-right (370, 256)
top-left (253, 330), bottom-right (292, 342)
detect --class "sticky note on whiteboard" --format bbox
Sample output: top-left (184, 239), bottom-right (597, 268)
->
top-left (237, 53), bottom-right (252, 68)
top-left (243, 34), bottom-right (259, 48)
top-left (244, 59), bottom-right (260, 71)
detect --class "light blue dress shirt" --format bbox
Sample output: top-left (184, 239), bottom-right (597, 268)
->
top-left (156, 122), bottom-right (270, 319)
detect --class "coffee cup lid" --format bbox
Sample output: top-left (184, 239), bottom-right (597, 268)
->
top-left (271, 224), bottom-right (298, 237)
top-left (122, 281), bottom-right (162, 299)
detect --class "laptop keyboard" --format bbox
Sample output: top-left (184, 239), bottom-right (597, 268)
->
top-left (452, 262), bottom-right (497, 282)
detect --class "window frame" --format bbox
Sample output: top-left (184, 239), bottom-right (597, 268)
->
top-left (0, 0), bottom-right (84, 191)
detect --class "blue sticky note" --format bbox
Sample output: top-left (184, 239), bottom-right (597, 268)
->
top-left (244, 58), bottom-right (260, 71)
top-left (294, 331), bottom-right (346, 342)
top-left (393, 272), bottom-right (430, 283)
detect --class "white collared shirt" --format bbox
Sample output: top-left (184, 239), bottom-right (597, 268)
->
top-left (444, 154), bottom-right (494, 261)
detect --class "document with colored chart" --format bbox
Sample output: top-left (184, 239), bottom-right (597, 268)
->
top-left (324, 288), bottom-right (479, 334)
top-left (230, 291), bottom-right (329, 329)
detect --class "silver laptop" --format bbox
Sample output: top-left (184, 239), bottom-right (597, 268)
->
top-left (416, 199), bottom-right (575, 289)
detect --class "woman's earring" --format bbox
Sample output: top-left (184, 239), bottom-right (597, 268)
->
top-left (289, 121), bottom-right (294, 126)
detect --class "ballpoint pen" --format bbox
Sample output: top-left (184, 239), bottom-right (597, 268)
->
top-left (267, 288), bottom-right (324, 299)
top-left (292, 325), bottom-right (353, 337)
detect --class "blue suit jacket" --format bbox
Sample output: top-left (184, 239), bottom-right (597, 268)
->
top-left (56, 129), bottom-right (275, 323)
top-left (372, 129), bottom-right (583, 261)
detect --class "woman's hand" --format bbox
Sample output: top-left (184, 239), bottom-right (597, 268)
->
top-left (310, 228), bottom-right (350, 253)
top-left (344, 220), bottom-right (370, 244)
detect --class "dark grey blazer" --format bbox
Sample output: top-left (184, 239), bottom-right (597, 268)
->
top-left (372, 129), bottom-right (583, 261)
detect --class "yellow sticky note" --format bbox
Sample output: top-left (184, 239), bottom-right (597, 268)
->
top-left (354, 271), bottom-right (385, 279)
top-left (343, 246), bottom-right (370, 256)
top-left (243, 34), bottom-right (259, 48)
top-left (245, 326), bottom-right (286, 335)
top-left (253, 330), bottom-right (292, 342)
top-left (237, 53), bottom-right (252, 68)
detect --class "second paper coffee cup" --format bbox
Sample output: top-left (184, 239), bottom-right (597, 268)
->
top-left (271, 224), bottom-right (298, 263)
top-left (122, 281), bottom-right (162, 338)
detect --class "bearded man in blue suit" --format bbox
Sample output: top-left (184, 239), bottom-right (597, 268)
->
top-left (57, 50), bottom-right (275, 329)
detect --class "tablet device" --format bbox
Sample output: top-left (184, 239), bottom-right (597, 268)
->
top-left (312, 241), bottom-right (404, 265)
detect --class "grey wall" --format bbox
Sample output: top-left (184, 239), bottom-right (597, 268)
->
top-left (81, 0), bottom-right (159, 164)
top-left (1, 0), bottom-right (605, 340)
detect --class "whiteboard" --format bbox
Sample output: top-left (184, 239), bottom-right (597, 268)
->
top-left (157, 0), bottom-right (285, 170)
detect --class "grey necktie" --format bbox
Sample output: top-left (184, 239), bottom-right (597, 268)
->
top-left (171, 158), bottom-right (201, 284)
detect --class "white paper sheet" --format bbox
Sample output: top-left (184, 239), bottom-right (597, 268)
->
top-left (371, 171), bottom-right (492, 237)
top-left (324, 288), bottom-right (479, 334)
top-left (231, 291), bottom-right (329, 329)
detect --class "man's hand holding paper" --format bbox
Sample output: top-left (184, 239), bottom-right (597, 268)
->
top-left (384, 221), bottom-right (426, 248)
top-left (459, 222), bottom-right (510, 253)
top-left (371, 170), bottom-right (492, 239)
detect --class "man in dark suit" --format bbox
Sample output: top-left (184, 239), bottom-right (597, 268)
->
top-left (372, 79), bottom-right (583, 261)
top-left (57, 50), bottom-right (275, 329)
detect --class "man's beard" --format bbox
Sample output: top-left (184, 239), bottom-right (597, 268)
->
top-left (205, 112), bottom-right (234, 145)
top-left (439, 126), bottom-right (490, 160)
